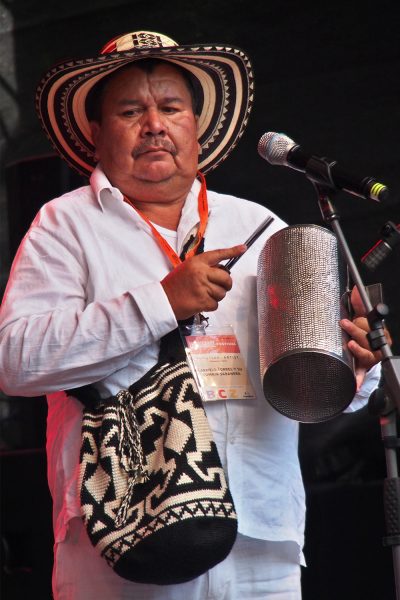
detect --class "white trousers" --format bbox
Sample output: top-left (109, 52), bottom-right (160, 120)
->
top-left (53, 517), bottom-right (302, 600)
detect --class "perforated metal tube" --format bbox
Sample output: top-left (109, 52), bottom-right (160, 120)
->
top-left (257, 224), bottom-right (356, 422)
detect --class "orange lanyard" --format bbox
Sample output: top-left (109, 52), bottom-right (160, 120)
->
top-left (123, 172), bottom-right (208, 268)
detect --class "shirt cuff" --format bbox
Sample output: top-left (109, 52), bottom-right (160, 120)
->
top-left (132, 281), bottom-right (178, 340)
top-left (345, 361), bottom-right (382, 413)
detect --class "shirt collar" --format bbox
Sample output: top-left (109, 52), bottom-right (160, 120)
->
top-left (179, 176), bottom-right (201, 228)
top-left (90, 164), bottom-right (124, 212)
top-left (89, 164), bottom-right (204, 243)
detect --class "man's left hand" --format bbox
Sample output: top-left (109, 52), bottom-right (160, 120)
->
top-left (340, 286), bottom-right (392, 390)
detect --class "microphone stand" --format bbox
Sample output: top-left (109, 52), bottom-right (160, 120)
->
top-left (307, 166), bottom-right (400, 599)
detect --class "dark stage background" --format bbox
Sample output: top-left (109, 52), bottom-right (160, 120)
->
top-left (1, 1), bottom-right (400, 598)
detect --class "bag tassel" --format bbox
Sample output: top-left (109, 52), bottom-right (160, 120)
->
top-left (114, 389), bottom-right (148, 528)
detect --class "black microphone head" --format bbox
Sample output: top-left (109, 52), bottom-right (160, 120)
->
top-left (362, 241), bottom-right (392, 271)
top-left (257, 132), bottom-right (296, 165)
top-left (362, 221), bottom-right (400, 270)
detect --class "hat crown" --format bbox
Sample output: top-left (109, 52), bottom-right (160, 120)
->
top-left (100, 31), bottom-right (178, 54)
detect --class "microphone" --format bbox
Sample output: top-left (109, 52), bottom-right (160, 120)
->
top-left (257, 131), bottom-right (389, 202)
top-left (361, 221), bottom-right (400, 271)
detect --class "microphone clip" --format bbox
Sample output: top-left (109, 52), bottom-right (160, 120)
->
top-left (305, 155), bottom-right (337, 190)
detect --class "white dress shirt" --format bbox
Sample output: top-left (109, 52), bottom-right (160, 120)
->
top-left (0, 165), bottom-right (380, 562)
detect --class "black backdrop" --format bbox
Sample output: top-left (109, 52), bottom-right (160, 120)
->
top-left (1, 1), bottom-right (400, 598)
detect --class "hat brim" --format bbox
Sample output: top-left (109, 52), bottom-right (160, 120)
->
top-left (36, 44), bottom-right (254, 177)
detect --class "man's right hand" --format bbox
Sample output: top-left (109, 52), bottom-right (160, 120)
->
top-left (161, 245), bottom-right (246, 320)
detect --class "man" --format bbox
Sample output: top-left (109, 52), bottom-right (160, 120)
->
top-left (0, 31), bottom-right (381, 599)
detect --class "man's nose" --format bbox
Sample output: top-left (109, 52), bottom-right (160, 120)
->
top-left (141, 107), bottom-right (166, 136)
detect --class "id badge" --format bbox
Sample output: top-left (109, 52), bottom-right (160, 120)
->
top-left (181, 321), bottom-right (256, 402)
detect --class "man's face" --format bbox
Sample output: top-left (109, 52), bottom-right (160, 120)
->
top-left (90, 63), bottom-right (200, 200)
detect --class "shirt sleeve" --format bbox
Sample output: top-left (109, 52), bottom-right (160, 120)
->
top-left (0, 223), bottom-right (177, 397)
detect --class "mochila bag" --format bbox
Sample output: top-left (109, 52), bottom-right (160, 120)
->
top-left (70, 327), bottom-right (238, 585)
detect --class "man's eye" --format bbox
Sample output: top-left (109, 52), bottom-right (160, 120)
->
top-left (162, 106), bottom-right (179, 114)
top-left (121, 109), bottom-right (140, 117)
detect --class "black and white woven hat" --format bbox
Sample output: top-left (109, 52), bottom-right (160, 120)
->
top-left (36, 30), bottom-right (254, 177)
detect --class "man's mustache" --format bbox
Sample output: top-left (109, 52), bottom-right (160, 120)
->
top-left (132, 137), bottom-right (177, 158)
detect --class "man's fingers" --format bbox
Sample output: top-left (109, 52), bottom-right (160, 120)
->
top-left (355, 366), bottom-right (367, 391)
top-left (340, 317), bottom-right (370, 349)
top-left (160, 245), bottom-right (245, 320)
top-left (341, 316), bottom-right (391, 349)
top-left (340, 317), bottom-right (385, 372)
top-left (207, 282), bottom-right (230, 302)
top-left (348, 339), bottom-right (374, 361)
top-left (207, 266), bottom-right (233, 290)
top-left (350, 286), bottom-right (367, 317)
top-left (199, 244), bottom-right (247, 266)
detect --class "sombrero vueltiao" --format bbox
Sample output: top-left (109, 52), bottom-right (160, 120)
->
top-left (36, 30), bottom-right (254, 177)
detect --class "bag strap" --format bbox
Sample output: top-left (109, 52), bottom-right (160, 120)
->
top-left (159, 224), bottom-right (206, 362)
top-left (67, 381), bottom-right (102, 408)
top-left (159, 323), bottom-right (192, 364)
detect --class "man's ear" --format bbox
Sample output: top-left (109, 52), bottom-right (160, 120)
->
top-left (90, 121), bottom-right (100, 147)
top-left (89, 121), bottom-right (100, 161)
top-left (196, 115), bottom-right (201, 154)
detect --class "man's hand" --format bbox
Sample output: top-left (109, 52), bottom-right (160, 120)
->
top-left (161, 245), bottom-right (246, 321)
top-left (340, 286), bottom-right (391, 389)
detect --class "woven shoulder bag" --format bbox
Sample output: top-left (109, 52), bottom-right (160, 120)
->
top-left (72, 327), bottom-right (237, 584)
